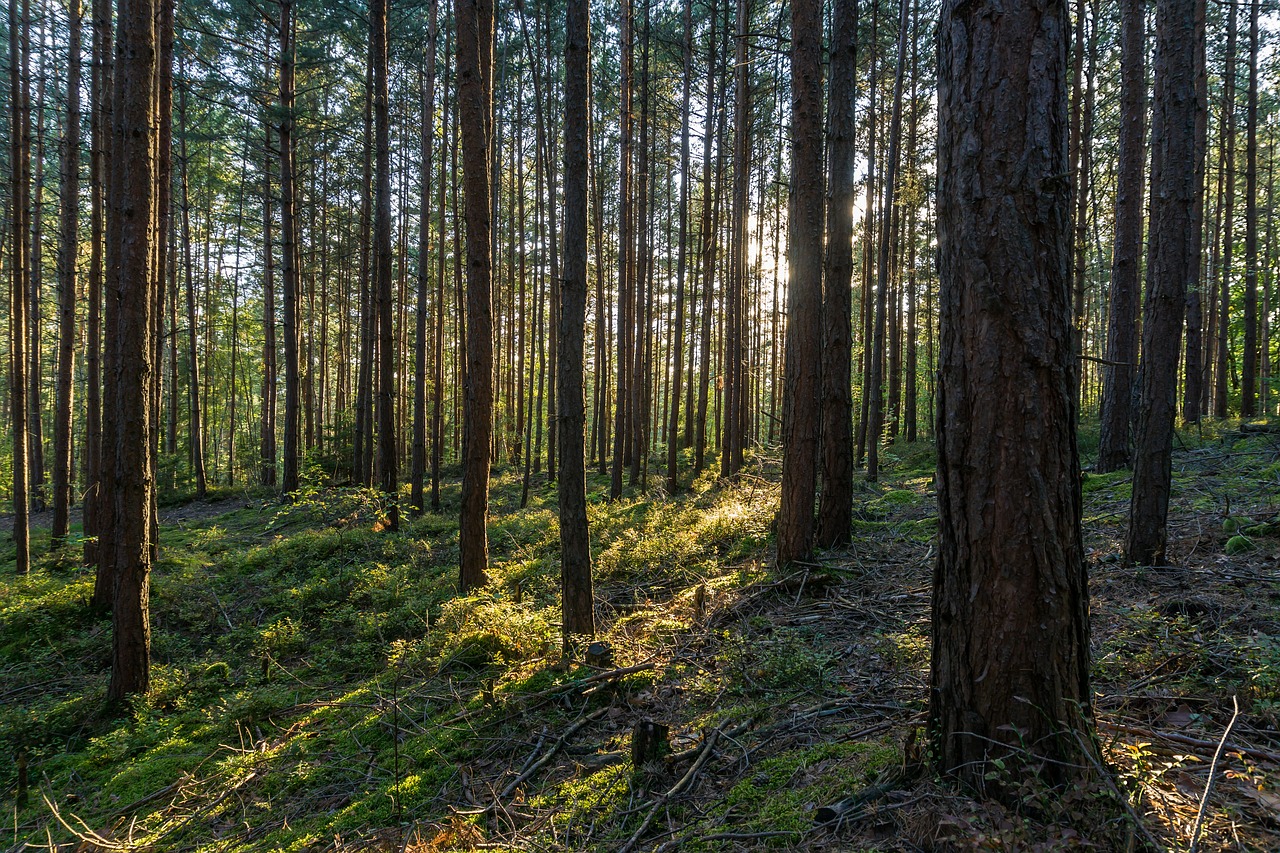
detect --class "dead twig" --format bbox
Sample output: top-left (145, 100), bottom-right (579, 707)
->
top-left (1188, 695), bottom-right (1241, 853)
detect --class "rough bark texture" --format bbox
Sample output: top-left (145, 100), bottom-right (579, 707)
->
top-left (776, 0), bottom-right (822, 568)
top-left (932, 0), bottom-right (1096, 791)
top-left (1127, 0), bottom-right (1205, 566)
top-left (560, 0), bottom-right (594, 639)
top-left (815, 0), bottom-right (856, 548)
top-left (1097, 0), bottom-right (1144, 468)
top-left (104, 0), bottom-right (157, 704)
top-left (456, 0), bottom-right (493, 592)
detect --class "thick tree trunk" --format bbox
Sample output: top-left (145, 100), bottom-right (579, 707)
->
top-left (776, 0), bottom-right (822, 568)
top-left (932, 0), bottom-right (1097, 791)
top-left (1098, 0), bottom-right (1145, 467)
top-left (104, 0), bottom-right (158, 705)
top-left (52, 0), bottom-right (81, 544)
top-left (815, 0), bottom-right (857, 547)
top-left (456, 0), bottom-right (494, 591)
top-left (1127, 0), bottom-right (1206, 565)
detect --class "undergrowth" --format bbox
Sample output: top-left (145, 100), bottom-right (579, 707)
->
top-left (3, 422), bottom-right (1280, 851)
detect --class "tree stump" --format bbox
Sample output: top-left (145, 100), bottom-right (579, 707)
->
top-left (631, 721), bottom-right (669, 767)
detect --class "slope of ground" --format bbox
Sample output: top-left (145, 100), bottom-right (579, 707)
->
top-left (2, 422), bottom-right (1279, 851)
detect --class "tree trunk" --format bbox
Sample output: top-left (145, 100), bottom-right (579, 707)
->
top-left (693, 0), bottom-right (717, 478)
top-left (261, 97), bottom-right (277, 487)
top-left (1215, 1), bottom-right (1238, 419)
top-left (932, 0), bottom-right (1097, 791)
top-left (610, 0), bottom-right (633, 500)
top-left (776, 0), bottom-right (822, 568)
top-left (560, 0), bottom-right (594, 640)
top-left (178, 61), bottom-right (206, 499)
top-left (815, 0), bottom-right (857, 547)
top-left (8, 0), bottom-right (31, 575)
top-left (279, 0), bottom-right (301, 495)
top-left (104, 0), bottom-right (158, 705)
top-left (1127, 0), bottom-right (1206, 565)
top-left (52, 0), bottom-right (81, 544)
top-left (456, 0), bottom-right (494, 591)
top-left (84, 0), bottom-right (109, 577)
top-left (371, 0), bottom-right (397, 529)
top-left (1241, 0), bottom-right (1259, 416)
top-left (867, 0), bottom-right (909, 483)
top-left (1098, 0), bottom-right (1145, 466)
top-left (666, 0), bottom-right (693, 495)
top-left (413, 3), bottom-right (438, 516)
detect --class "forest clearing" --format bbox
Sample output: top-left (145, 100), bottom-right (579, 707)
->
top-left (4, 423), bottom-right (1280, 851)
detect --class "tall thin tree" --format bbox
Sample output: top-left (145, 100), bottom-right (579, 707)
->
top-left (776, 0), bottom-right (823, 568)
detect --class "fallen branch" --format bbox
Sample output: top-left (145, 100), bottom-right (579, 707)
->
top-left (1101, 719), bottom-right (1280, 765)
top-left (499, 706), bottom-right (609, 799)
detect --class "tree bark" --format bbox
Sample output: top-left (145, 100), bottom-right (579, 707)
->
top-left (1241, 0), bottom-right (1259, 416)
top-left (1214, 1), bottom-right (1238, 419)
top-left (104, 0), bottom-right (158, 705)
top-left (278, 0), bottom-right (301, 495)
top-left (8, 0), bottom-right (31, 575)
top-left (52, 0), bottom-right (81, 544)
top-left (456, 0), bottom-right (494, 591)
top-left (371, 0), bottom-right (397, 529)
top-left (932, 0), bottom-right (1097, 790)
top-left (560, 0), bottom-right (594, 640)
top-left (1127, 0), bottom-right (1206, 565)
top-left (815, 0), bottom-right (857, 547)
top-left (776, 0), bottom-right (823, 568)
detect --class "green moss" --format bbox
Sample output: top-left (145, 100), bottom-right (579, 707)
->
top-left (718, 740), bottom-right (899, 840)
top-left (1226, 534), bottom-right (1256, 555)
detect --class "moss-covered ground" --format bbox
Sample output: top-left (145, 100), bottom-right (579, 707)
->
top-left (3, 422), bottom-right (1280, 851)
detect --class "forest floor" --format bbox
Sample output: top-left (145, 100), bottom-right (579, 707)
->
top-left (3, 420), bottom-right (1280, 852)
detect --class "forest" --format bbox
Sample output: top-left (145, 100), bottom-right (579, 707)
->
top-left (4, 0), bottom-right (1280, 847)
